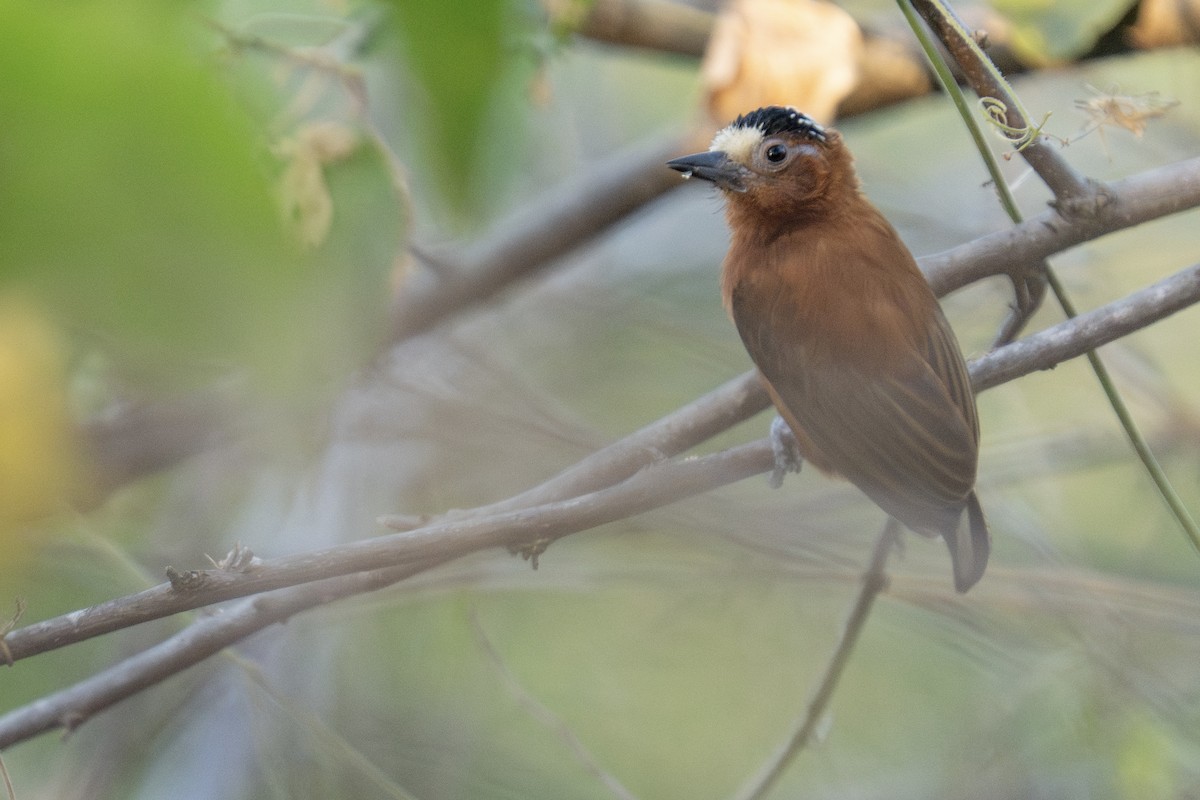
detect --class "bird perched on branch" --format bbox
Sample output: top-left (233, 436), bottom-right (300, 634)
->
top-left (667, 106), bottom-right (989, 592)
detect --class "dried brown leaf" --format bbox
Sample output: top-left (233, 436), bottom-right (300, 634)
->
top-left (702, 0), bottom-right (863, 126)
top-left (838, 35), bottom-right (932, 117)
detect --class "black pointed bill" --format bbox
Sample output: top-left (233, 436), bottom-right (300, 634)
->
top-left (666, 150), bottom-right (747, 193)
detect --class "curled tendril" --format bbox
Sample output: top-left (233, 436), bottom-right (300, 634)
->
top-left (979, 97), bottom-right (1052, 157)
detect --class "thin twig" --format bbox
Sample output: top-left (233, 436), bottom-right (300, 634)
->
top-left (470, 612), bottom-right (641, 800)
top-left (385, 132), bottom-right (690, 345)
top-left (921, 155), bottom-right (1200, 295)
top-left (969, 262), bottom-right (1200, 392)
top-left (0, 599), bottom-right (25, 667)
top-left (0, 753), bottom-right (14, 800)
top-left (733, 520), bottom-right (901, 800)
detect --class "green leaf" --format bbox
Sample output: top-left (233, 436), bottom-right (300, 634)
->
top-left (989, 0), bottom-right (1136, 64)
top-left (383, 0), bottom-right (530, 219)
top-left (0, 2), bottom-right (291, 374)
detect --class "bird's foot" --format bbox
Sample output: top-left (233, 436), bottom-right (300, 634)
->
top-left (769, 415), bottom-right (804, 488)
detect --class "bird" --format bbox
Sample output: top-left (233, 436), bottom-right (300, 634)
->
top-left (667, 106), bottom-right (989, 592)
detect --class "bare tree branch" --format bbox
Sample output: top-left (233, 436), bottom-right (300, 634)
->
top-left (0, 442), bottom-right (771, 748)
top-left (908, 0), bottom-right (1102, 211)
top-left (8, 259), bottom-right (1200, 667)
top-left (921, 155), bottom-right (1200, 295)
top-left (557, 0), bottom-right (713, 57)
top-left (385, 132), bottom-right (690, 345)
top-left (0, 442), bottom-right (773, 666)
top-left (971, 262), bottom-right (1200, 392)
top-left (0, 562), bottom-right (430, 750)
top-left (734, 520), bottom-right (900, 800)
top-left (2, 256), bottom-right (1198, 754)
top-left (76, 388), bottom-right (239, 509)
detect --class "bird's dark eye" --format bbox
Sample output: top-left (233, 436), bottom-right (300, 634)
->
top-left (765, 143), bottom-right (788, 163)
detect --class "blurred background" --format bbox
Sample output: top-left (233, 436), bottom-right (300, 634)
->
top-left (2, 0), bottom-right (1200, 798)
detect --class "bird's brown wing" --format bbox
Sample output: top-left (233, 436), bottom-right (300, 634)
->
top-left (922, 303), bottom-right (980, 447)
top-left (731, 286), bottom-right (978, 533)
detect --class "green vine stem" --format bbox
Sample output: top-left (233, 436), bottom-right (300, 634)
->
top-left (898, 0), bottom-right (1200, 555)
top-left (907, 0), bottom-right (1101, 212)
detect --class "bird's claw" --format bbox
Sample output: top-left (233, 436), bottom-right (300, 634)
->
top-left (769, 415), bottom-right (804, 488)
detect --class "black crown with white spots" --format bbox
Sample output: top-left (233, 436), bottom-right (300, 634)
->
top-left (733, 106), bottom-right (826, 143)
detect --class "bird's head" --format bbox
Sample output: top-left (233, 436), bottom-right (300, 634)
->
top-left (668, 106), bottom-right (857, 223)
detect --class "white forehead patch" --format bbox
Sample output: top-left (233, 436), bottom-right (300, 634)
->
top-left (709, 124), bottom-right (764, 165)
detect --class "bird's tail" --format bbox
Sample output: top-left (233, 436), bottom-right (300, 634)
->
top-left (943, 492), bottom-right (990, 593)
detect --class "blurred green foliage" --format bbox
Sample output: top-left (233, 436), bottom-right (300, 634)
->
top-left (0, 2), bottom-right (287, 365)
top-left (0, 0), bottom-right (406, 390)
top-left (383, 0), bottom-right (534, 222)
top-left (988, 0), bottom-right (1135, 64)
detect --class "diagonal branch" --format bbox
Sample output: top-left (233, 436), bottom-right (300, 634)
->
top-left (0, 562), bottom-right (432, 750)
top-left (470, 613), bottom-right (642, 800)
top-left (0, 442), bottom-right (772, 749)
top-left (6, 261), bottom-right (1200, 667)
top-left (921, 156), bottom-right (1200, 295)
top-left (2, 259), bottom-right (1197, 754)
top-left (733, 520), bottom-right (900, 800)
top-left (79, 142), bottom-right (1199, 506)
top-left (385, 132), bottom-right (690, 345)
top-left (970, 262), bottom-right (1200, 392)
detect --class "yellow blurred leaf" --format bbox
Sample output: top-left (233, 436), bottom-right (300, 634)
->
top-left (0, 297), bottom-right (77, 549)
top-left (702, 0), bottom-right (863, 126)
top-left (1117, 715), bottom-right (1176, 799)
